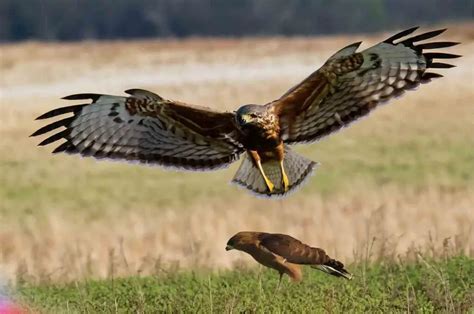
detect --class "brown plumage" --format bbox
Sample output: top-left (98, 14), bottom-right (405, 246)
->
top-left (226, 232), bottom-right (352, 285)
top-left (31, 28), bottom-right (460, 198)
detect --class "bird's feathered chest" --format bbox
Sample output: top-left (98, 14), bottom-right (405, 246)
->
top-left (240, 114), bottom-right (281, 151)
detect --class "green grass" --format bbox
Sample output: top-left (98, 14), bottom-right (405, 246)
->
top-left (13, 256), bottom-right (474, 313)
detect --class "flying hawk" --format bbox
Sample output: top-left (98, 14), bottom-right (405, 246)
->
top-left (32, 27), bottom-right (459, 197)
top-left (226, 231), bottom-right (352, 287)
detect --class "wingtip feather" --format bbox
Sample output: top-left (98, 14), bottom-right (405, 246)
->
top-left (384, 26), bottom-right (419, 43)
top-left (429, 62), bottom-right (456, 69)
top-left (417, 41), bottom-right (460, 49)
top-left (348, 41), bottom-right (362, 50)
top-left (35, 112), bottom-right (54, 120)
top-left (30, 130), bottom-right (42, 137)
top-left (52, 141), bottom-right (71, 154)
top-left (34, 104), bottom-right (85, 120)
top-left (424, 52), bottom-right (462, 59)
top-left (62, 93), bottom-right (101, 101)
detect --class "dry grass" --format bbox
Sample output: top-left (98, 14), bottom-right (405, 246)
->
top-left (0, 24), bottom-right (473, 283)
top-left (3, 186), bottom-right (474, 284)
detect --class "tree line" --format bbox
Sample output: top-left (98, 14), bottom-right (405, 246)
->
top-left (0, 0), bottom-right (471, 42)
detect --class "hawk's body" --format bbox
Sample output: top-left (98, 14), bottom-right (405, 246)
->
top-left (226, 232), bottom-right (352, 282)
top-left (32, 27), bottom-right (460, 198)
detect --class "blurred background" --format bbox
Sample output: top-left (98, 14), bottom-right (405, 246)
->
top-left (0, 0), bottom-right (473, 284)
top-left (0, 0), bottom-right (472, 41)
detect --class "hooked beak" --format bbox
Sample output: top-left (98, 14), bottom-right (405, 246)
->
top-left (239, 114), bottom-right (253, 125)
top-left (225, 245), bottom-right (234, 251)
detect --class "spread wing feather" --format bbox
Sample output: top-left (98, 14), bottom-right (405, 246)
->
top-left (32, 89), bottom-right (244, 170)
top-left (273, 27), bottom-right (460, 144)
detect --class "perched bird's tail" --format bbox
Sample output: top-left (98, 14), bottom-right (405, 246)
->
top-left (231, 146), bottom-right (317, 197)
top-left (312, 259), bottom-right (353, 280)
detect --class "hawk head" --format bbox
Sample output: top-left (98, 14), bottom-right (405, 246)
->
top-left (225, 231), bottom-right (263, 251)
top-left (235, 105), bottom-right (269, 128)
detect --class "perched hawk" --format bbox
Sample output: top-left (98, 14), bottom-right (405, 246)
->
top-left (32, 27), bottom-right (459, 197)
top-left (226, 231), bottom-right (352, 286)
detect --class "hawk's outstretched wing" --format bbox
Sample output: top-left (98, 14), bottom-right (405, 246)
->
top-left (272, 27), bottom-right (460, 144)
top-left (259, 233), bottom-right (330, 265)
top-left (32, 89), bottom-right (244, 170)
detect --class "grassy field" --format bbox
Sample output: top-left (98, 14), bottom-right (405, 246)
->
top-left (1, 23), bottom-right (473, 311)
top-left (12, 256), bottom-right (474, 313)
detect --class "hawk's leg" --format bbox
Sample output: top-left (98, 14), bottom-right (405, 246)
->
top-left (275, 144), bottom-right (289, 192)
top-left (276, 272), bottom-right (283, 292)
top-left (279, 160), bottom-right (289, 192)
top-left (249, 151), bottom-right (274, 192)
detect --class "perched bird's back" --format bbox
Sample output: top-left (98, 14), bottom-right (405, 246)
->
top-left (226, 232), bottom-right (352, 281)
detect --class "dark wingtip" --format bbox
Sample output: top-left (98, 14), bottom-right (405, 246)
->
top-left (35, 112), bottom-right (53, 120)
top-left (423, 72), bottom-right (444, 78)
top-left (421, 72), bottom-right (444, 83)
top-left (429, 62), bottom-right (456, 69)
top-left (34, 104), bottom-right (85, 120)
top-left (349, 41), bottom-right (363, 50)
top-left (52, 141), bottom-right (71, 154)
top-left (37, 129), bottom-right (70, 146)
top-left (30, 117), bottom-right (74, 137)
top-left (432, 28), bottom-right (447, 35)
top-left (30, 130), bottom-right (42, 137)
top-left (62, 93), bottom-right (101, 101)
top-left (37, 139), bottom-right (49, 146)
top-left (417, 41), bottom-right (460, 50)
top-left (424, 52), bottom-right (462, 59)
top-left (384, 26), bottom-right (419, 43)
top-left (417, 28), bottom-right (448, 40)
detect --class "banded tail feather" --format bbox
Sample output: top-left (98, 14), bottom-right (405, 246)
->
top-left (232, 147), bottom-right (318, 197)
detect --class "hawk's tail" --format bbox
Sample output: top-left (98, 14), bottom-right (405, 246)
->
top-left (231, 147), bottom-right (318, 198)
top-left (312, 259), bottom-right (353, 280)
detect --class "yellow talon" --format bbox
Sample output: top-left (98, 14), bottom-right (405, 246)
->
top-left (280, 161), bottom-right (289, 192)
top-left (255, 158), bottom-right (275, 193)
top-left (264, 176), bottom-right (275, 192)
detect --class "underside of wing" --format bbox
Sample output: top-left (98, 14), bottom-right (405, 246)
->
top-left (273, 27), bottom-right (460, 144)
top-left (31, 89), bottom-right (244, 170)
